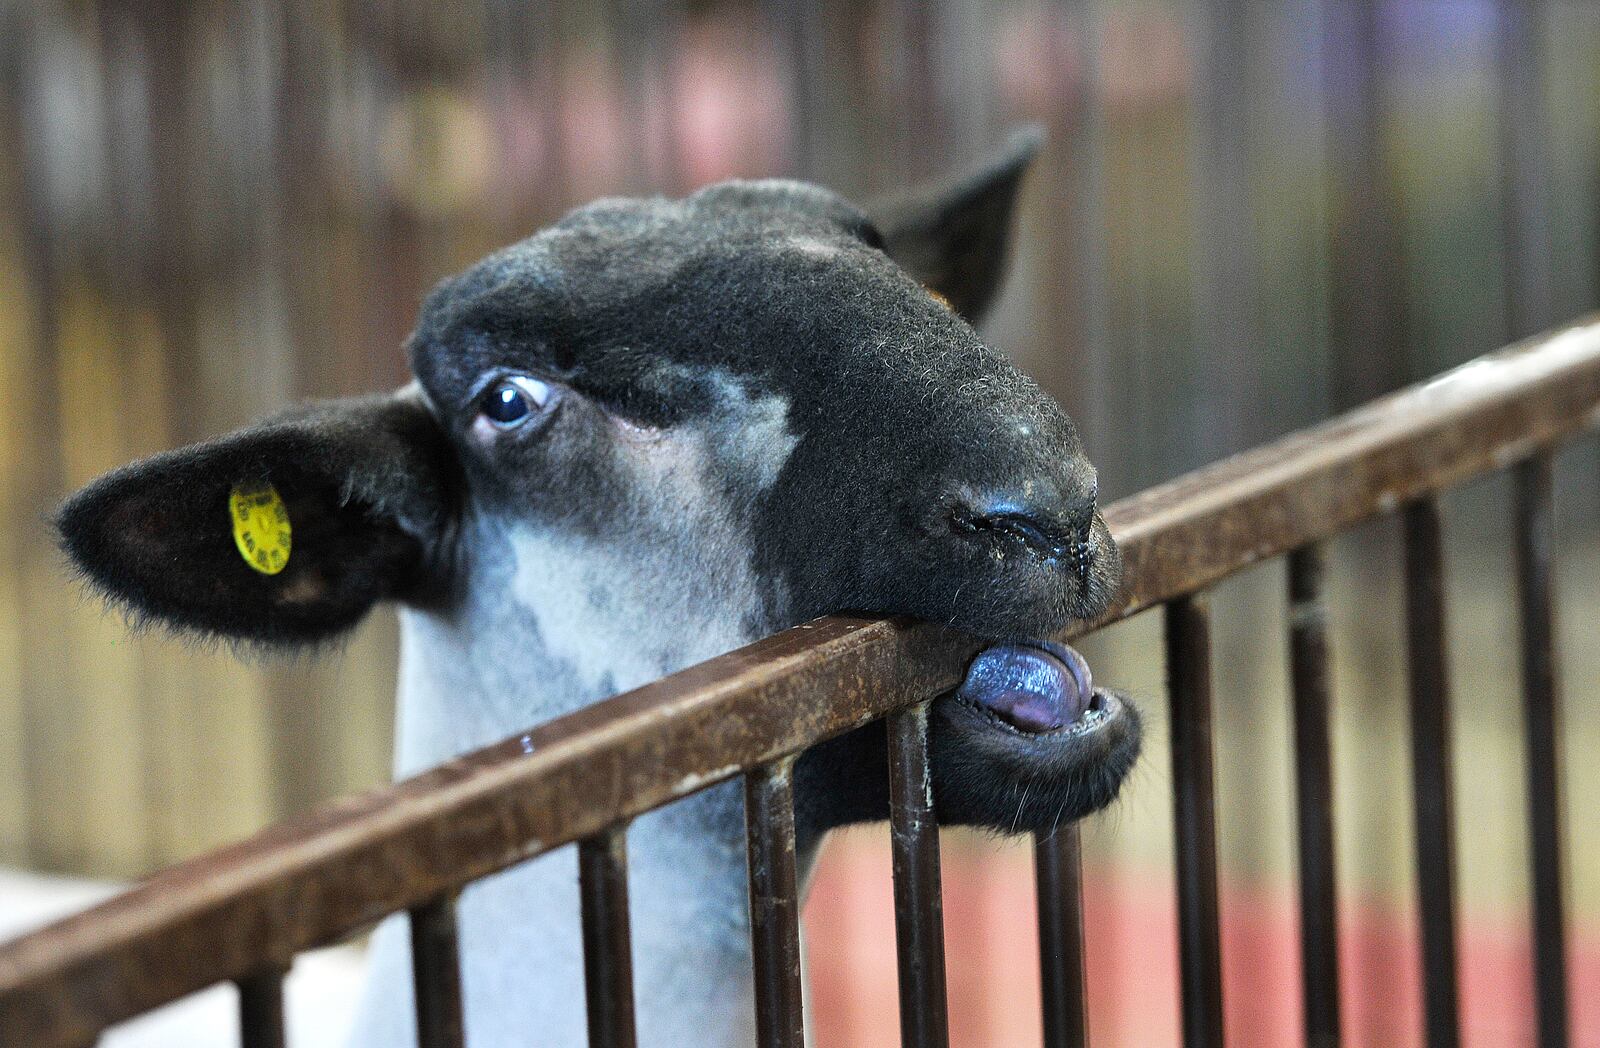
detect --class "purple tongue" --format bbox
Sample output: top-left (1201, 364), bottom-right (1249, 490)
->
top-left (957, 642), bottom-right (1093, 733)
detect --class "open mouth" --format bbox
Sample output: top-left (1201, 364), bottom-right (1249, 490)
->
top-left (930, 636), bottom-right (1139, 833)
top-left (954, 638), bottom-right (1117, 736)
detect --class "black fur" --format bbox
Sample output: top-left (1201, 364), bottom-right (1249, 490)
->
top-left (405, 130), bottom-right (1115, 639)
top-left (56, 128), bottom-right (1140, 838)
top-left (795, 693), bottom-right (1142, 849)
top-left (875, 125), bottom-right (1043, 322)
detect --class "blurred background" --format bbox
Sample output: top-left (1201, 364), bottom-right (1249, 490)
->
top-left (2, 1), bottom-right (1599, 1045)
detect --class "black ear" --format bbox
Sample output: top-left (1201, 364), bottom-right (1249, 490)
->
top-left (873, 125), bottom-right (1043, 324)
top-left (58, 389), bottom-right (459, 646)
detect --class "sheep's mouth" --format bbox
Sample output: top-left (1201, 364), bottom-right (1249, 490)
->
top-left (929, 639), bottom-right (1139, 833)
top-left (953, 639), bottom-right (1115, 736)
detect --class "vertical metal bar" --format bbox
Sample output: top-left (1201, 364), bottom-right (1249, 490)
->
top-left (888, 700), bottom-right (950, 1048)
top-left (1498, 3), bottom-right (1565, 1035)
top-left (580, 828), bottom-right (638, 1048)
top-left (745, 758), bottom-right (806, 1048)
top-left (1496, 0), bottom-right (1567, 1030)
top-left (1402, 497), bottom-right (1460, 1048)
top-left (1167, 594), bottom-right (1225, 1048)
top-left (1289, 545), bottom-right (1342, 1048)
top-left (1035, 825), bottom-right (1089, 1048)
top-left (410, 893), bottom-right (466, 1048)
top-left (237, 967), bottom-right (287, 1048)
top-left (1515, 453), bottom-right (1570, 1048)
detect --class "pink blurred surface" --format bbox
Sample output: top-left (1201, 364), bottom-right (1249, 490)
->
top-left (804, 833), bottom-right (1600, 1048)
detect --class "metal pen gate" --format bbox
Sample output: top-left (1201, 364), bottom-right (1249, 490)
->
top-left (1, 317), bottom-right (1595, 1048)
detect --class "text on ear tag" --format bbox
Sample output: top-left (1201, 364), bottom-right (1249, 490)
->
top-left (229, 484), bottom-right (291, 575)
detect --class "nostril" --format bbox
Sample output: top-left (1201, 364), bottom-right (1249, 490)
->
top-left (948, 498), bottom-right (1094, 564)
top-left (952, 510), bottom-right (1065, 556)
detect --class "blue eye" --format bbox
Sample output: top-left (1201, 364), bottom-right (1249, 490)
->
top-left (481, 376), bottom-right (553, 429)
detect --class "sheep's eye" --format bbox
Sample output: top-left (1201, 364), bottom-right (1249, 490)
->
top-left (480, 376), bottom-right (553, 429)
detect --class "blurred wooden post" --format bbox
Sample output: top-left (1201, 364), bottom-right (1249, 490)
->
top-left (1324, 0), bottom-right (1410, 407)
top-left (1495, 0), bottom-right (1556, 340)
top-left (1190, 0), bottom-right (1257, 461)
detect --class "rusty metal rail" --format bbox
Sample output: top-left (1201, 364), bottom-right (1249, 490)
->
top-left (3, 318), bottom-right (1598, 1047)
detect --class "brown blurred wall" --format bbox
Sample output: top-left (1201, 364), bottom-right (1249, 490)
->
top-left (1, 2), bottom-right (1599, 921)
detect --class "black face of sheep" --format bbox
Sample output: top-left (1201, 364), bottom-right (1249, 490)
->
top-left (57, 129), bottom-right (1139, 844)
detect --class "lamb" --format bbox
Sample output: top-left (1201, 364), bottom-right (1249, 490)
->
top-left (58, 128), bottom-right (1140, 1047)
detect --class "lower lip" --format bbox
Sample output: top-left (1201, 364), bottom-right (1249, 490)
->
top-left (962, 688), bottom-right (1115, 737)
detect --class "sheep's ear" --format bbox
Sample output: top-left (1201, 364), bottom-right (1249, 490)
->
top-left (58, 388), bottom-right (458, 646)
top-left (874, 125), bottom-right (1043, 324)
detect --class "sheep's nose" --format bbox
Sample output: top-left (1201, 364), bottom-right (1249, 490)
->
top-left (949, 490), bottom-right (1096, 560)
top-left (953, 496), bottom-right (1094, 550)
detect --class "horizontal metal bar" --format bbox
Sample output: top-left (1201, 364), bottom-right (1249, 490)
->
top-left (888, 701), bottom-right (949, 1048)
top-left (236, 967), bottom-right (287, 1048)
top-left (4, 320), bottom-right (1600, 1046)
top-left (1167, 595), bottom-right (1225, 1048)
top-left (744, 758), bottom-right (805, 1048)
top-left (579, 828), bottom-right (638, 1048)
top-left (1403, 497), bottom-right (1460, 1048)
top-left (0, 615), bottom-right (983, 1046)
top-left (1034, 826), bottom-right (1088, 1048)
top-left (1100, 319), bottom-right (1600, 627)
top-left (410, 893), bottom-right (465, 1048)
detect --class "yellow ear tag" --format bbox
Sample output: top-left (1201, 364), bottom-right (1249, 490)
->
top-left (926, 287), bottom-right (953, 311)
top-left (229, 484), bottom-right (291, 576)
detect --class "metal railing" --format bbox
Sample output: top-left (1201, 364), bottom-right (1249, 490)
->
top-left (3, 318), bottom-right (1598, 1048)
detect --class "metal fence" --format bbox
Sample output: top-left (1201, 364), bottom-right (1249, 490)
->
top-left (1, 316), bottom-right (1594, 1048)
top-left (4, 1), bottom-right (1600, 899)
